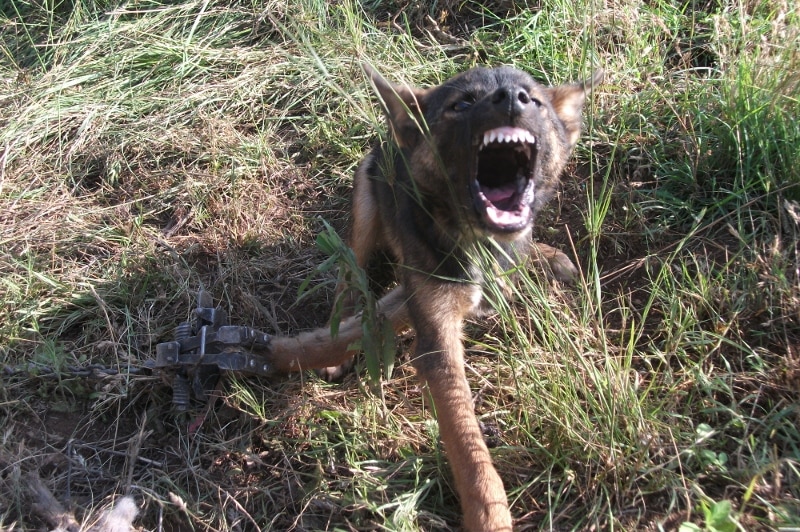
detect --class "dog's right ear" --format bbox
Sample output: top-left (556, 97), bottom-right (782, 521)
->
top-left (363, 63), bottom-right (429, 147)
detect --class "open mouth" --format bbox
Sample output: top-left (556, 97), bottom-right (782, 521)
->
top-left (473, 126), bottom-right (536, 232)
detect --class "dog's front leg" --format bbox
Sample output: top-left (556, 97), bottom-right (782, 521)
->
top-left (317, 163), bottom-right (385, 380)
top-left (408, 279), bottom-right (512, 532)
top-left (265, 285), bottom-right (409, 372)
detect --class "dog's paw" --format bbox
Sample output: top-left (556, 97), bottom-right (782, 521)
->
top-left (546, 250), bottom-right (578, 282)
top-left (531, 242), bottom-right (578, 282)
top-left (315, 358), bottom-right (355, 381)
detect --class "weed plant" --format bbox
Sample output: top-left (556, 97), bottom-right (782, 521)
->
top-left (1, 0), bottom-right (798, 530)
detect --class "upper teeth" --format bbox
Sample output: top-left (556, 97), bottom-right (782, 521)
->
top-left (480, 127), bottom-right (536, 149)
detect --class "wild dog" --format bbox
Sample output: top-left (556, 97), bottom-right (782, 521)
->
top-left (260, 64), bottom-right (601, 531)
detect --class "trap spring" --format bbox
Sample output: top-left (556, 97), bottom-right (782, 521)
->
top-left (155, 290), bottom-right (274, 410)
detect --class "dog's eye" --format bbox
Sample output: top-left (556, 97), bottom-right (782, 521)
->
top-left (451, 99), bottom-right (473, 112)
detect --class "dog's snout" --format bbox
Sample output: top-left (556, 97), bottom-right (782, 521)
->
top-left (491, 86), bottom-right (531, 116)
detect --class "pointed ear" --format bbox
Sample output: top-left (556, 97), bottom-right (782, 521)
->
top-left (362, 63), bottom-right (428, 146)
top-left (545, 69), bottom-right (604, 147)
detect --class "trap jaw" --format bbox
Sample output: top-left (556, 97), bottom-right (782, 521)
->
top-left (155, 290), bottom-right (274, 411)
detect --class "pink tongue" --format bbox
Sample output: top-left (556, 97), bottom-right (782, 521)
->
top-left (483, 184), bottom-right (516, 203)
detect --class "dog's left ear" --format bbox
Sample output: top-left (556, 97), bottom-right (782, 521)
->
top-left (363, 63), bottom-right (429, 147)
top-left (545, 69), bottom-right (604, 148)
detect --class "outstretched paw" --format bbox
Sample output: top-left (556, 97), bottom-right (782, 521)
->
top-left (546, 249), bottom-right (578, 282)
top-left (531, 242), bottom-right (578, 282)
top-left (315, 357), bottom-right (355, 381)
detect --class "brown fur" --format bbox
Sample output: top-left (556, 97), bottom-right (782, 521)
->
top-left (263, 64), bottom-right (601, 531)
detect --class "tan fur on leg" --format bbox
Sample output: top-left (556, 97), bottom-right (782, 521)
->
top-left (269, 286), bottom-right (409, 372)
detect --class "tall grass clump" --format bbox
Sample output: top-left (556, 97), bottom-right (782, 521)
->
top-left (1, 0), bottom-right (798, 531)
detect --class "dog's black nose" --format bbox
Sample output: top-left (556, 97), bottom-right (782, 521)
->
top-left (491, 86), bottom-right (531, 116)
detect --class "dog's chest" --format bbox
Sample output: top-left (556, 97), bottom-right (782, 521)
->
top-left (464, 258), bottom-right (517, 317)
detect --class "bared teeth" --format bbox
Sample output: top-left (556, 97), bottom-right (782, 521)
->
top-left (479, 127), bottom-right (536, 150)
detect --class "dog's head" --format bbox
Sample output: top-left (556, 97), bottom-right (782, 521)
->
top-left (366, 64), bottom-right (602, 239)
